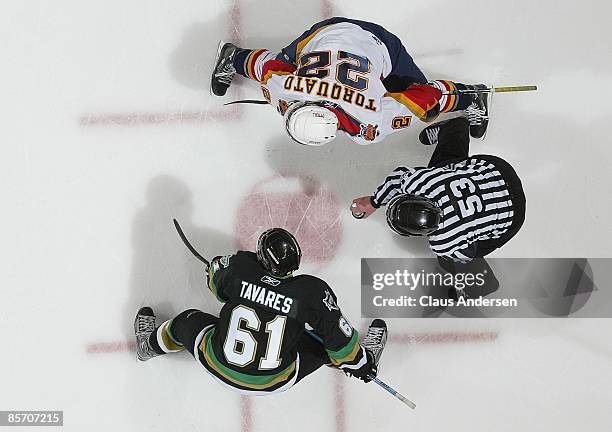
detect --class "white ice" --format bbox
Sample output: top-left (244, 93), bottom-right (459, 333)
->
top-left (2, 0), bottom-right (612, 431)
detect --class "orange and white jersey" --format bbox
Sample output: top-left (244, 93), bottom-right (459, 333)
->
top-left (244, 22), bottom-right (443, 145)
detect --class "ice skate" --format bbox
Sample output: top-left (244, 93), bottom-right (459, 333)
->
top-left (211, 41), bottom-right (242, 96)
top-left (134, 306), bottom-right (160, 362)
top-left (361, 319), bottom-right (388, 367)
top-left (465, 84), bottom-right (489, 139)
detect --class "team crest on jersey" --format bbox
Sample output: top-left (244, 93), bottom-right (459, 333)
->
top-left (323, 290), bottom-right (339, 311)
top-left (220, 255), bottom-right (231, 268)
top-left (359, 123), bottom-right (380, 141)
top-left (261, 275), bottom-right (281, 286)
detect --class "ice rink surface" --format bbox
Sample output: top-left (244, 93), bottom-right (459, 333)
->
top-left (2, 0), bottom-right (612, 430)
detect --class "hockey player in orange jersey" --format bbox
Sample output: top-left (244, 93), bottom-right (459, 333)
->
top-left (211, 17), bottom-right (488, 146)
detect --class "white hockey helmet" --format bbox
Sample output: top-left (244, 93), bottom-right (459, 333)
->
top-left (283, 102), bottom-right (339, 146)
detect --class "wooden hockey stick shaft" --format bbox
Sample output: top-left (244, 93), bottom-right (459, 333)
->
top-left (442, 85), bottom-right (537, 96)
top-left (305, 329), bottom-right (416, 409)
top-left (372, 376), bottom-right (417, 409)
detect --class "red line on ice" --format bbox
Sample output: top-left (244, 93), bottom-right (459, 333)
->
top-left (334, 373), bottom-right (345, 432)
top-left (240, 396), bottom-right (252, 432)
top-left (84, 332), bottom-right (498, 354)
top-left (79, 108), bottom-right (241, 126)
top-left (86, 341), bottom-right (136, 354)
top-left (391, 331), bottom-right (498, 345)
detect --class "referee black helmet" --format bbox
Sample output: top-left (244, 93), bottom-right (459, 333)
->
top-left (386, 195), bottom-right (442, 236)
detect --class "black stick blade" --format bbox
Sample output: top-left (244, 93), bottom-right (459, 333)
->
top-left (173, 219), bottom-right (210, 267)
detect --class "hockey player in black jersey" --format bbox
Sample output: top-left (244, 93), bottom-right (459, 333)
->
top-left (351, 117), bottom-right (526, 266)
top-left (133, 228), bottom-right (387, 395)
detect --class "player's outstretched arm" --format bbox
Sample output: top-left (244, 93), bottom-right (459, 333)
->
top-left (361, 166), bottom-right (413, 212)
top-left (351, 165), bottom-right (413, 219)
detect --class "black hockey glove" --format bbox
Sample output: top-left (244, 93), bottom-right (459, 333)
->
top-left (345, 350), bottom-right (377, 383)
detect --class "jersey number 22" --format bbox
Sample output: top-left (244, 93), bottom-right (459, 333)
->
top-left (297, 50), bottom-right (371, 91)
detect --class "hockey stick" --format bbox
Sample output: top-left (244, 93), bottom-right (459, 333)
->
top-left (223, 100), bottom-right (269, 106)
top-left (442, 85), bottom-right (537, 96)
top-left (172, 219), bottom-right (210, 267)
top-left (370, 377), bottom-right (416, 409)
top-left (305, 329), bottom-right (416, 409)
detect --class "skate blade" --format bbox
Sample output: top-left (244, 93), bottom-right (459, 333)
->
top-left (210, 40), bottom-right (227, 97)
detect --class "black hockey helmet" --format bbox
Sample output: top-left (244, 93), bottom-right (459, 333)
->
top-left (386, 195), bottom-right (442, 236)
top-left (256, 228), bottom-right (302, 277)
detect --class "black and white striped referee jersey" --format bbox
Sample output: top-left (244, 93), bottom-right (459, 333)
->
top-left (371, 155), bottom-right (525, 262)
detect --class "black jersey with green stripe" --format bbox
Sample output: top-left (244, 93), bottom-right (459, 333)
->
top-left (204, 251), bottom-right (365, 391)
